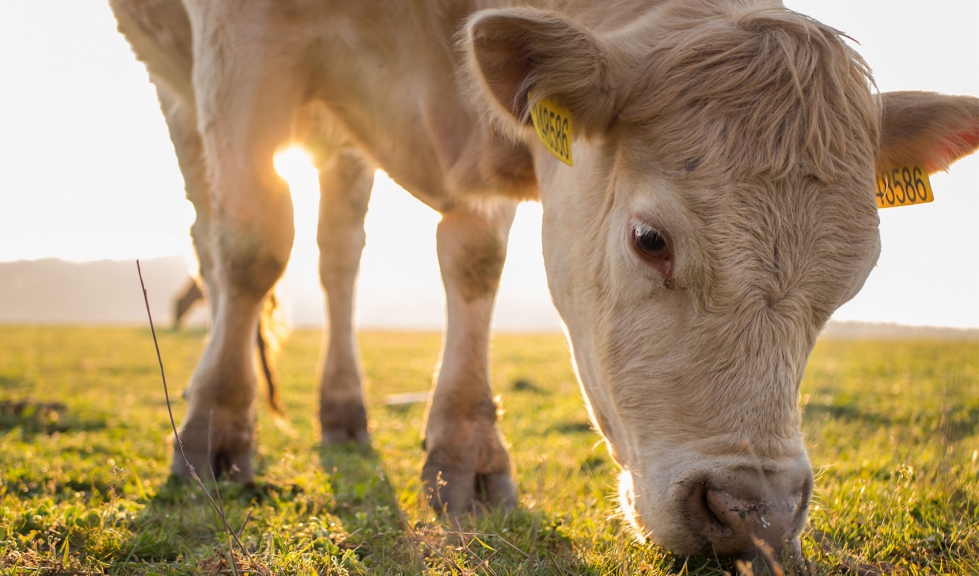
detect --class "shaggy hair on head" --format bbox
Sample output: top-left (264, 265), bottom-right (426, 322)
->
top-left (618, 1), bottom-right (879, 182)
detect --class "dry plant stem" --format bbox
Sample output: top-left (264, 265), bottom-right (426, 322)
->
top-left (388, 485), bottom-right (466, 574)
top-left (208, 410), bottom-right (239, 576)
top-left (236, 508), bottom-right (254, 542)
top-left (381, 471), bottom-right (459, 571)
top-left (460, 537), bottom-right (501, 576)
top-left (547, 552), bottom-right (570, 576)
top-left (136, 260), bottom-right (263, 576)
top-left (374, 469), bottom-right (419, 566)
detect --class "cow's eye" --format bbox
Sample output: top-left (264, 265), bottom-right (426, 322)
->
top-left (631, 223), bottom-right (673, 278)
top-left (634, 225), bottom-right (666, 254)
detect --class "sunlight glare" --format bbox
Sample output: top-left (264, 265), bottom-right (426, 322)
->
top-left (274, 145), bottom-right (317, 191)
top-left (273, 146), bottom-right (321, 316)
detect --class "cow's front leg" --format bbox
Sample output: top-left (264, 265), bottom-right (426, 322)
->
top-left (423, 203), bottom-right (518, 514)
top-left (317, 148), bottom-right (374, 444)
top-left (171, 8), bottom-right (302, 482)
top-left (173, 143), bottom-right (295, 483)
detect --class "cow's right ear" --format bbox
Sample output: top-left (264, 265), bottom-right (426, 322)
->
top-left (878, 91), bottom-right (979, 174)
top-left (465, 8), bottom-right (618, 136)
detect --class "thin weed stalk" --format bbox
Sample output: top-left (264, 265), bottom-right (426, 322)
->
top-left (136, 260), bottom-right (265, 575)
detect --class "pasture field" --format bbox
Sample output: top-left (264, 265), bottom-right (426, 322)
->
top-left (0, 326), bottom-right (976, 575)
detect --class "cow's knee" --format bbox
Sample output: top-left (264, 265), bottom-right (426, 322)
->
top-left (436, 206), bottom-right (512, 302)
top-left (214, 220), bottom-right (293, 300)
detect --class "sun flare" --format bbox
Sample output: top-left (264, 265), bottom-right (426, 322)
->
top-left (273, 145), bottom-right (317, 192)
top-left (273, 145), bottom-right (321, 254)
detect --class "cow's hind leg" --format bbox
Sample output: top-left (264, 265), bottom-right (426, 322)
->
top-left (423, 203), bottom-right (518, 514)
top-left (171, 10), bottom-right (302, 481)
top-left (316, 147), bottom-right (374, 444)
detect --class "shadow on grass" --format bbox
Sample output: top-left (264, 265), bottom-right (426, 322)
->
top-left (313, 442), bottom-right (762, 575)
top-left (549, 419), bottom-right (594, 435)
top-left (116, 476), bottom-right (245, 566)
top-left (0, 398), bottom-right (107, 439)
top-left (118, 471), bottom-right (358, 570)
top-left (804, 401), bottom-right (896, 428)
top-left (316, 442), bottom-right (610, 574)
top-left (806, 398), bottom-right (979, 443)
top-left (0, 374), bottom-right (33, 392)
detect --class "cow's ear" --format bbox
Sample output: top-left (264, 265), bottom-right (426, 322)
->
top-left (879, 91), bottom-right (979, 174)
top-left (465, 8), bottom-right (617, 136)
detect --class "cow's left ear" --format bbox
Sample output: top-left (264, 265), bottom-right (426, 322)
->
top-left (465, 8), bottom-right (619, 136)
top-left (879, 91), bottom-right (979, 174)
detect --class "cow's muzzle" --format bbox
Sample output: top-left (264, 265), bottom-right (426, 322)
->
top-left (684, 465), bottom-right (812, 556)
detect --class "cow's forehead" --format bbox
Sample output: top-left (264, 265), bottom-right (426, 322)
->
top-left (613, 1), bottom-right (879, 185)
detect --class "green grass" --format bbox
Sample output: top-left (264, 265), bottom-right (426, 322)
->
top-left (0, 326), bottom-right (976, 574)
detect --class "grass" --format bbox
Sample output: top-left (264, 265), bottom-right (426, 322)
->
top-left (0, 326), bottom-right (976, 574)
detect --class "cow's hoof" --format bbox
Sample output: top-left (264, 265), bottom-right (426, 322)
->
top-left (422, 457), bottom-right (518, 515)
top-left (421, 426), bottom-right (517, 514)
top-left (320, 397), bottom-right (371, 446)
top-left (169, 418), bottom-right (255, 482)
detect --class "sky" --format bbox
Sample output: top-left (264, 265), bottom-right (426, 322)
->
top-left (0, 0), bottom-right (976, 329)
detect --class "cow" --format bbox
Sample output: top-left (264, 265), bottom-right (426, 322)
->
top-left (110, 0), bottom-right (979, 557)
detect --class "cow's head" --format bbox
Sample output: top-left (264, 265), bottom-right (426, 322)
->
top-left (465, 2), bottom-right (979, 555)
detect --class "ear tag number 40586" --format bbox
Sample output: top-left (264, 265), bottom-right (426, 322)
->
top-left (876, 165), bottom-right (933, 208)
top-left (529, 95), bottom-right (573, 166)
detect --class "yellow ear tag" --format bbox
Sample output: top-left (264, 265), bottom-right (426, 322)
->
top-left (529, 95), bottom-right (573, 166)
top-left (875, 164), bottom-right (934, 208)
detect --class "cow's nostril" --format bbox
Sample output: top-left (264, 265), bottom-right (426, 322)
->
top-left (686, 478), bottom-right (809, 555)
top-left (687, 483), bottom-right (734, 541)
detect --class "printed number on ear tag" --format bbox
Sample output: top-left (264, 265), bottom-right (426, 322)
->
top-left (529, 95), bottom-right (573, 166)
top-left (876, 165), bottom-right (933, 208)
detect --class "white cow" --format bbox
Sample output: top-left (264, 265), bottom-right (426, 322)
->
top-left (111, 0), bottom-right (979, 556)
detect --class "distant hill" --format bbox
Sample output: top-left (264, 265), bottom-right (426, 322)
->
top-left (0, 257), bottom-right (976, 340)
top-left (819, 321), bottom-right (977, 341)
top-left (0, 257), bottom-right (201, 326)
top-left (0, 257), bottom-right (563, 331)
